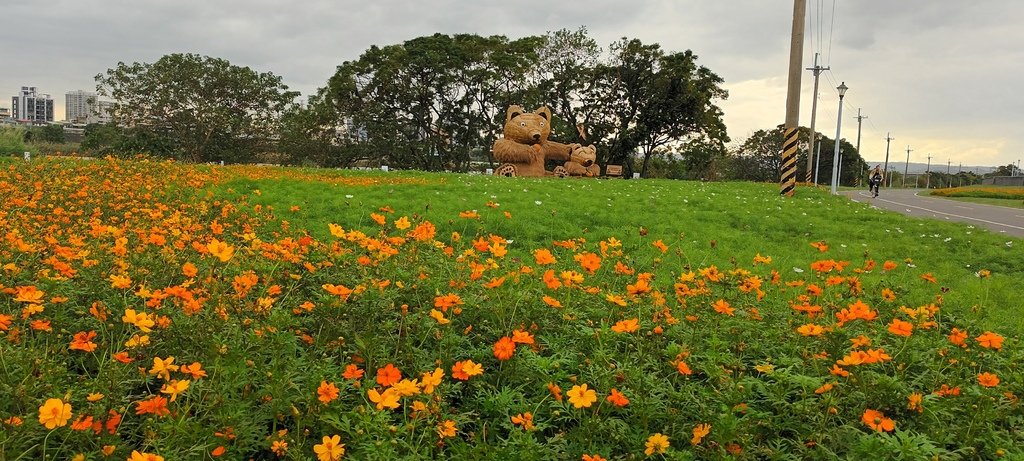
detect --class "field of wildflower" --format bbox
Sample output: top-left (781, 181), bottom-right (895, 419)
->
top-left (930, 185), bottom-right (1024, 201)
top-left (1, 157), bottom-right (1021, 460)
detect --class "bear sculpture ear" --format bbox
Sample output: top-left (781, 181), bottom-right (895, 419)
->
top-left (506, 105), bottom-right (524, 121)
top-left (535, 106), bottom-right (552, 121)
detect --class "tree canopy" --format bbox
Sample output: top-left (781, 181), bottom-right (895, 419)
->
top-left (95, 53), bottom-right (298, 163)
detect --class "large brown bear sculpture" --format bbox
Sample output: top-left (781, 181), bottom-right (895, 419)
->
top-left (492, 105), bottom-right (579, 177)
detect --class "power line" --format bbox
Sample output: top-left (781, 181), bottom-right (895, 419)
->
top-left (826, 0), bottom-right (836, 66)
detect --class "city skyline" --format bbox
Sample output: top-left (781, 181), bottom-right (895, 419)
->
top-left (3, 1), bottom-right (1022, 169)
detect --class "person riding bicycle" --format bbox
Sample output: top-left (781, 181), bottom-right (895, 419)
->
top-left (868, 165), bottom-right (883, 198)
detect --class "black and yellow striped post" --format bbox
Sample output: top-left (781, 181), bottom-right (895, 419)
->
top-left (780, 128), bottom-right (800, 195)
top-left (780, 0), bottom-right (806, 196)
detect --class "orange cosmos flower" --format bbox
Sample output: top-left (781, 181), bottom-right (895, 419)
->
top-left (881, 288), bottom-right (896, 301)
top-left (645, 433), bottom-right (670, 455)
top-left (394, 216), bottom-right (411, 230)
top-left (534, 248), bottom-right (556, 265)
top-left (149, 356), bottom-right (178, 381)
top-left (182, 262), bottom-right (198, 278)
top-left (179, 362), bottom-right (207, 379)
top-left (920, 272), bottom-right (937, 283)
top-left (542, 296), bottom-right (562, 308)
top-left (434, 293), bottom-right (463, 312)
top-left (129, 451), bottom-right (164, 461)
top-left (109, 274), bottom-right (132, 289)
top-left (547, 382), bottom-right (563, 401)
top-left (493, 336), bottom-right (516, 361)
top-left (611, 318), bottom-right (640, 333)
top-left (370, 213), bottom-right (386, 226)
top-left (651, 239), bottom-right (668, 253)
top-left (907, 393), bottom-right (923, 413)
top-left (206, 239), bottom-right (235, 262)
top-left (948, 328), bottom-right (968, 348)
top-left (420, 368), bottom-right (444, 394)
top-left (574, 252), bottom-right (601, 274)
top-left (69, 330), bottom-right (98, 352)
top-left (436, 420), bottom-right (457, 439)
top-left (712, 299), bottom-right (735, 316)
top-left (135, 396), bottom-right (170, 417)
top-left (483, 277), bottom-right (506, 289)
top-left (409, 221), bottom-right (436, 241)
top-left (376, 364), bottom-right (402, 387)
top-left (796, 324), bottom-right (825, 336)
top-left (976, 331), bottom-right (1004, 350)
top-left (511, 412), bottom-right (536, 430)
top-left (343, 364), bottom-right (364, 380)
top-left (605, 294), bottom-right (627, 307)
top-left (882, 260), bottom-right (898, 271)
top-left (70, 414), bottom-right (93, 431)
top-left (814, 382), bottom-right (835, 394)
top-left (887, 318), bottom-right (914, 337)
top-left (567, 383), bottom-right (597, 409)
top-left (451, 360), bottom-right (483, 380)
top-left (978, 372), bottom-right (1000, 388)
top-left (14, 285), bottom-right (45, 304)
top-left (582, 455), bottom-right (606, 461)
top-left (606, 388), bottom-right (630, 407)
top-left (543, 270), bottom-right (562, 290)
top-left (160, 379), bottom-right (190, 402)
top-left (511, 329), bottom-right (535, 345)
top-left (367, 388), bottom-right (400, 410)
top-left (861, 409), bottom-right (895, 432)
top-left (38, 398), bottom-right (72, 429)
top-left (676, 361), bottom-right (693, 376)
top-left (317, 381), bottom-right (340, 403)
top-left (313, 434), bottom-right (345, 461)
top-left (809, 241), bottom-right (829, 252)
top-left (691, 423), bottom-right (711, 446)
top-left (322, 284), bottom-right (353, 302)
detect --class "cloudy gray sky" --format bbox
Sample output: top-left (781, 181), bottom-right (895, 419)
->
top-left (3, 0), bottom-right (1022, 169)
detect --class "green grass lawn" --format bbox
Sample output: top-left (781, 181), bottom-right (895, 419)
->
top-left (223, 171), bottom-right (1023, 335)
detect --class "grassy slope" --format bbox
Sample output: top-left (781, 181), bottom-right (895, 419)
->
top-left (220, 171), bottom-right (1023, 335)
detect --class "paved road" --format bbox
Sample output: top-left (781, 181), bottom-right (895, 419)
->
top-left (840, 188), bottom-right (1024, 238)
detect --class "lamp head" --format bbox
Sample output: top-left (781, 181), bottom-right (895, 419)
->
top-left (837, 82), bottom-right (848, 98)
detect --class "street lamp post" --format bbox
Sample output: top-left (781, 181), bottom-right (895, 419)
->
top-left (830, 82), bottom-right (848, 195)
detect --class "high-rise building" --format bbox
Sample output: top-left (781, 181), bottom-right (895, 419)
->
top-left (12, 86), bottom-right (54, 123)
top-left (66, 90), bottom-right (113, 124)
top-left (66, 90), bottom-right (95, 123)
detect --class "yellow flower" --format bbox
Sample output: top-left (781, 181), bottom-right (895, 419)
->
top-left (368, 388), bottom-right (401, 410)
top-left (566, 383), bottom-right (597, 409)
top-left (206, 238), bottom-right (235, 262)
top-left (129, 451), bottom-right (164, 461)
top-left (313, 434), bottom-right (345, 461)
top-left (436, 419), bottom-right (457, 439)
top-left (644, 433), bottom-right (670, 456)
top-left (160, 379), bottom-right (191, 402)
top-left (691, 423), bottom-right (711, 445)
top-left (38, 398), bottom-right (72, 429)
top-left (87, 392), bottom-right (105, 402)
top-left (149, 356), bottom-right (178, 381)
top-left (122, 309), bottom-right (155, 332)
top-left (420, 368), bottom-right (444, 394)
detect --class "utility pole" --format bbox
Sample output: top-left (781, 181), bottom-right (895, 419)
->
top-left (883, 133), bottom-right (893, 188)
top-left (854, 109), bottom-right (866, 187)
top-left (805, 53), bottom-right (828, 183)
top-left (946, 159), bottom-right (951, 187)
top-left (780, 0), bottom-right (806, 196)
top-left (813, 135), bottom-right (823, 184)
top-left (958, 162), bottom-right (962, 187)
top-left (903, 146), bottom-right (912, 188)
top-left (926, 154), bottom-right (932, 189)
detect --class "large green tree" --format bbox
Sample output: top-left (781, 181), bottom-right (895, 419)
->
top-left (95, 53), bottom-right (298, 163)
top-left (316, 34), bottom-right (542, 170)
top-left (733, 125), bottom-right (866, 186)
top-left (592, 39), bottom-right (728, 177)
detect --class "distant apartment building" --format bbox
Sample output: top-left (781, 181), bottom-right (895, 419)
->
top-left (65, 90), bottom-right (113, 124)
top-left (0, 106), bottom-right (10, 119)
top-left (11, 86), bottom-right (54, 123)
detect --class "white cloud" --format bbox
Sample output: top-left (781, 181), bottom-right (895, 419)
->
top-left (2, 0), bottom-right (1021, 167)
